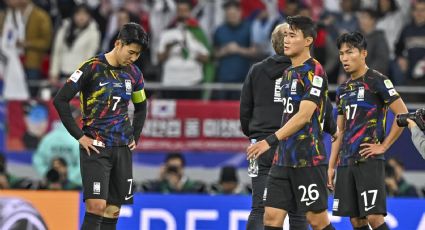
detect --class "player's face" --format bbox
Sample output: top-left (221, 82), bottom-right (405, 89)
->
top-left (283, 26), bottom-right (312, 58)
top-left (116, 41), bottom-right (142, 66)
top-left (339, 43), bottom-right (367, 74)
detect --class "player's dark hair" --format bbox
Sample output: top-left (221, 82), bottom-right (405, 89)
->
top-left (336, 31), bottom-right (367, 51)
top-left (165, 152), bottom-right (186, 167)
top-left (286, 15), bottom-right (316, 41)
top-left (117, 22), bottom-right (149, 50)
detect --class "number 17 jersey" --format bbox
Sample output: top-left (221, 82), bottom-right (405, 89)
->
top-left (336, 69), bottom-right (400, 166)
top-left (274, 58), bottom-right (328, 168)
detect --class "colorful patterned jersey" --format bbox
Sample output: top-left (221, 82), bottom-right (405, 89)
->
top-left (273, 58), bottom-right (329, 167)
top-left (336, 69), bottom-right (400, 166)
top-left (66, 54), bottom-right (146, 146)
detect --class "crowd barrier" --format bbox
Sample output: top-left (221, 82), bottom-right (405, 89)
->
top-left (0, 191), bottom-right (424, 230)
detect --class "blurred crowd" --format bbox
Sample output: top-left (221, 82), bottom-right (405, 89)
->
top-left (0, 0), bottom-right (424, 101)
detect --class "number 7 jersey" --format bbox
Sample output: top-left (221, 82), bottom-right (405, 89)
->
top-left (67, 54), bottom-right (145, 146)
top-left (336, 69), bottom-right (400, 166)
top-left (274, 58), bottom-right (328, 168)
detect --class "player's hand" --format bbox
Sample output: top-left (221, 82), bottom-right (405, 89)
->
top-left (79, 135), bottom-right (104, 156)
top-left (128, 140), bottom-right (136, 150)
top-left (247, 140), bottom-right (270, 160)
top-left (359, 143), bottom-right (387, 158)
top-left (327, 168), bottom-right (335, 191)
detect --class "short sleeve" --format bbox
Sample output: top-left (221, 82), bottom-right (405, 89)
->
top-left (301, 63), bottom-right (328, 105)
top-left (373, 75), bottom-right (400, 105)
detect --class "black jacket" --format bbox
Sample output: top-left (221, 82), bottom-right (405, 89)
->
top-left (240, 55), bottom-right (336, 140)
top-left (240, 55), bottom-right (291, 140)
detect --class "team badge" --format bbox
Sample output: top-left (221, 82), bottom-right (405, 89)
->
top-left (290, 79), bottom-right (297, 95)
top-left (357, 86), bottom-right (364, 101)
top-left (125, 79), bottom-right (132, 95)
top-left (312, 75), bottom-right (323, 87)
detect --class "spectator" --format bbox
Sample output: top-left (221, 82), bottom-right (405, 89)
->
top-left (22, 100), bottom-right (49, 149)
top-left (40, 157), bottom-right (80, 190)
top-left (0, 153), bottom-right (25, 189)
top-left (210, 166), bottom-right (249, 195)
top-left (358, 8), bottom-right (389, 74)
top-left (395, 0), bottom-right (425, 85)
top-left (141, 153), bottom-right (207, 193)
top-left (157, 0), bottom-right (211, 99)
top-left (323, 0), bottom-right (360, 40)
top-left (213, 0), bottom-right (256, 99)
top-left (385, 157), bottom-right (419, 197)
top-left (250, 0), bottom-right (281, 60)
top-left (49, 4), bottom-right (100, 87)
top-left (375, 0), bottom-right (409, 58)
top-left (33, 105), bottom-right (81, 186)
top-left (16, 0), bottom-right (52, 97)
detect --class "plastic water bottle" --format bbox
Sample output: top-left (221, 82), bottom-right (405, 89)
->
top-left (248, 139), bottom-right (259, 177)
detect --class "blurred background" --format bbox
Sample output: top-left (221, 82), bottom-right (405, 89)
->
top-left (0, 0), bottom-right (424, 229)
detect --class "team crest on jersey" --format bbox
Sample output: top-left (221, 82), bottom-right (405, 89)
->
top-left (333, 199), bottom-right (339, 211)
top-left (125, 80), bottom-right (132, 95)
top-left (357, 86), bottom-right (364, 101)
top-left (384, 79), bottom-right (394, 89)
top-left (93, 182), bottom-right (100, 195)
top-left (290, 79), bottom-right (297, 95)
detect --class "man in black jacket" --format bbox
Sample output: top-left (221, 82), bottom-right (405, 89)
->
top-left (240, 22), bottom-right (308, 230)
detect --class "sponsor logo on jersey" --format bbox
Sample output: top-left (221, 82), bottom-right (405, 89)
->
top-left (312, 75), bottom-right (323, 87)
top-left (99, 82), bottom-right (109, 87)
top-left (384, 79), bottom-right (394, 89)
top-left (365, 205), bottom-right (375, 212)
top-left (93, 182), bottom-right (101, 195)
top-left (69, 70), bottom-right (83, 83)
top-left (310, 87), bottom-right (321, 97)
top-left (125, 80), bottom-right (132, 95)
top-left (357, 86), bottom-right (364, 101)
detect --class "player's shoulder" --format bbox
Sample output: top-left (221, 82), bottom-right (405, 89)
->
top-left (307, 58), bottom-right (327, 77)
top-left (364, 69), bottom-right (392, 86)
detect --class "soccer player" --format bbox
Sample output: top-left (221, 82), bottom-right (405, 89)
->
top-left (247, 16), bottom-right (335, 230)
top-left (240, 23), bottom-right (307, 230)
top-left (328, 31), bottom-right (408, 230)
top-left (53, 22), bottom-right (149, 230)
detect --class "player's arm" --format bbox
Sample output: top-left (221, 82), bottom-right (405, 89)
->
top-left (53, 74), bottom-right (84, 141)
top-left (239, 65), bottom-right (255, 137)
top-left (131, 89), bottom-right (147, 150)
top-left (247, 100), bottom-right (317, 159)
top-left (323, 97), bottom-right (337, 140)
top-left (360, 98), bottom-right (408, 158)
top-left (327, 115), bottom-right (345, 190)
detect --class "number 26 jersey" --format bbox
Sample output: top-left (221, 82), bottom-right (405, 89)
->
top-left (274, 58), bottom-right (328, 168)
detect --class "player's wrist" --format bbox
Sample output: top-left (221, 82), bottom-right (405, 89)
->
top-left (265, 133), bottom-right (279, 146)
